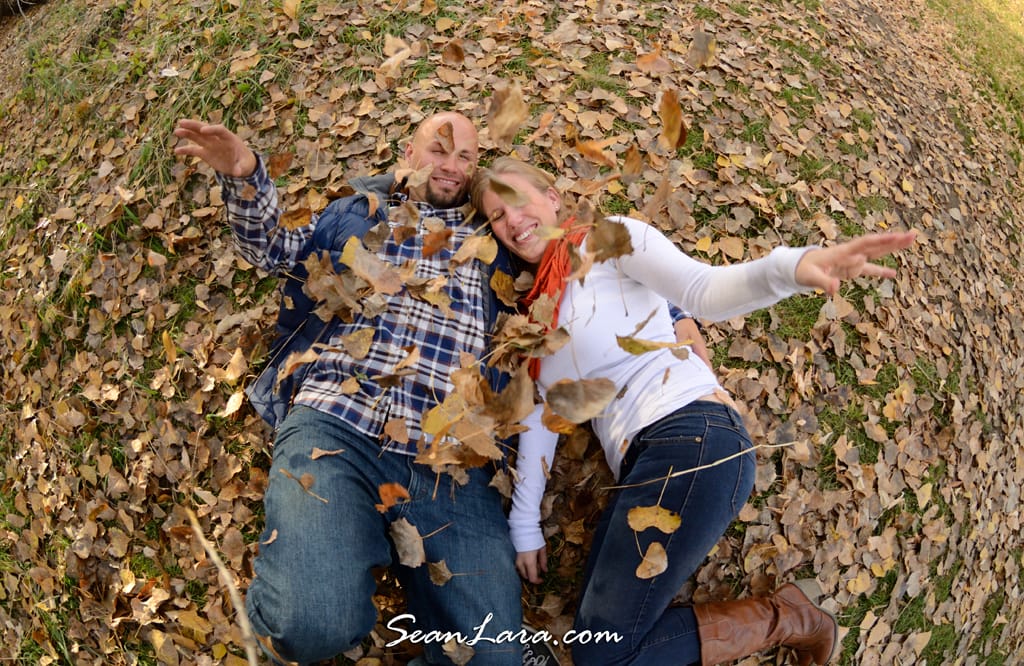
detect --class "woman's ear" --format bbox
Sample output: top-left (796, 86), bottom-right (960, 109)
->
top-left (546, 187), bottom-right (561, 212)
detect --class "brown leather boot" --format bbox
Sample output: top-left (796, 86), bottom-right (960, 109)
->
top-left (694, 579), bottom-right (838, 666)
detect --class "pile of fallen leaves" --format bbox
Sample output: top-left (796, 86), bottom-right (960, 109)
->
top-left (0, 0), bottom-right (1022, 663)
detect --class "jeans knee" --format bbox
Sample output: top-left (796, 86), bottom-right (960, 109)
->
top-left (249, 585), bottom-right (376, 663)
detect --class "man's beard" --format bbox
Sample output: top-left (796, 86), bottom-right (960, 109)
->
top-left (425, 180), bottom-right (469, 209)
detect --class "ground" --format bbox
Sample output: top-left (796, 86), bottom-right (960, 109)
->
top-left (0, 0), bottom-right (1022, 664)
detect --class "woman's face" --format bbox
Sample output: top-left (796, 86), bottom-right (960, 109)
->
top-left (479, 172), bottom-right (561, 265)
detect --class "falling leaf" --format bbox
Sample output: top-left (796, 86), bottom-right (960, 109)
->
top-left (636, 44), bottom-right (673, 73)
top-left (429, 559), bottom-right (454, 585)
top-left (375, 482), bottom-right (411, 512)
top-left (383, 417), bottom-right (409, 443)
top-left (622, 144), bottom-right (644, 184)
top-left (390, 518), bottom-right (425, 567)
top-left (340, 328), bottom-right (375, 360)
top-left (687, 30), bottom-right (717, 68)
top-left (588, 216), bottom-right (633, 262)
top-left (280, 207), bottom-right (312, 231)
top-left (576, 136), bottom-right (619, 168)
top-left (636, 542), bottom-right (668, 579)
top-left (451, 234), bottom-right (498, 267)
top-left (628, 505), bottom-right (682, 534)
top-left (658, 89), bottom-right (688, 151)
top-left (487, 81), bottom-right (530, 147)
top-left (545, 377), bottom-right (617, 424)
top-left (341, 237), bottom-right (404, 294)
top-left (268, 152), bottom-right (294, 178)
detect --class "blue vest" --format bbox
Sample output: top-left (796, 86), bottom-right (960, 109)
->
top-left (246, 176), bottom-right (516, 430)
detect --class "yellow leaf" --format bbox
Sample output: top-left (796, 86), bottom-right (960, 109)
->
top-left (901, 178), bottom-right (914, 193)
top-left (436, 16), bottom-right (456, 31)
top-left (915, 482), bottom-right (933, 509)
top-left (217, 391), bottom-right (245, 418)
top-left (635, 542), bottom-right (668, 579)
top-left (694, 236), bottom-right (713, 253)
top-left (627, 505), bottom-right (681, 534)
top-left (282, 0), bottom-right (300, 19)
top-left (162, 330), bottom-right (177, 365)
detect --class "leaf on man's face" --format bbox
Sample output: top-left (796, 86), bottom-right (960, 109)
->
top-left (545, 377), bottom-right (617, 424)
top-left (636, 541), bottom-right (668, 579)
top-left (390, 518), bottom-right (425, 567)
top-left (627, 505), bottom-right (682, 534)
top-left (435, 121), bottom-right (455, 152)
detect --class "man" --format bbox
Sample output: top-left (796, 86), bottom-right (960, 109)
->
top-left (174, 112), bottom-right (523, 665)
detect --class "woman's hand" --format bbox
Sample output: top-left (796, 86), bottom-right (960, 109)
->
top-left (516, 547), bottom-right (548, 584)
top-left (795, 231), bottom-right (916, 295)
top-left (173, 119), bottom-right (257, 178)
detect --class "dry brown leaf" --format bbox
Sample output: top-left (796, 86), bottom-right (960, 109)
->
top-left (429, 559), bottom-right (454, 586)
top-left (636, 542), bottom-right (668, 579)
top-left (341, 237), bottom-right (404, 294)
top-left (390, 518), bottom-right (425, 567)
top-left (487, 81), bottom-right (530, 147)
top-left (658, 89), bottom-right (688, 151)
top-left (545, 377), bottom-right (617, 424)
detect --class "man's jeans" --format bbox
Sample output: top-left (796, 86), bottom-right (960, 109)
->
top-left (571, 401), bottom-right (756, 665)
top-left (246, 407), bottom-right (523, 665)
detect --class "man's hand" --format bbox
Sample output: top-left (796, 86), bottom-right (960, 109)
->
top-left (795, 231), bottom-right (916, 295)
top-left (516, 547), bottom-right (547, 584)
top-left (173, 119), bottom-right (257, 178)
top-left (674, 317), bottom-right (712, 370)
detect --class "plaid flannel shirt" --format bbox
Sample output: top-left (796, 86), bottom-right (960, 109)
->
top-left (218, 156), bottom-right (488, 455)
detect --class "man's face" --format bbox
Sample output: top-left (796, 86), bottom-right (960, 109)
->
top-left (405, 114), bottom-right (479, 208)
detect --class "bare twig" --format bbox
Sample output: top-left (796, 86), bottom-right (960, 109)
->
top-left (603, 441), bottom-right (797, 491)
top-left (186, 509), bottom-right (260, 666)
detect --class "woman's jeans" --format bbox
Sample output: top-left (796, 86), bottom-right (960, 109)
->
top-left (572, 401), bottom-right (756, 665)
top-left (245, 407), bottom-right (523, 665)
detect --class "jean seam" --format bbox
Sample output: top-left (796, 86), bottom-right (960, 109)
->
top-left (626, 416), bottom-right (709, 649)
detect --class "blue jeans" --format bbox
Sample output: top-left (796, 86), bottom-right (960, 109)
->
top-left (572, 401), bottom-right (756, 665)
top-left (245, 407), bottom-right (523, 665)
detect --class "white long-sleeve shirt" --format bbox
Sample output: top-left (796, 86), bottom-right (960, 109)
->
top-left (508, 216), bottom-right (813, 552)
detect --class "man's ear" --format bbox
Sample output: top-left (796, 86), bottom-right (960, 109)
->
top-left (404, 141), bottom-right (415, 164)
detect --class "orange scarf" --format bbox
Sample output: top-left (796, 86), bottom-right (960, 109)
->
top-left (520, 216), bottom-right (586, 379)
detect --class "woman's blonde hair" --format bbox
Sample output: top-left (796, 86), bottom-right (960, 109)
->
top-left (470, 157), bottom-right (564, 222)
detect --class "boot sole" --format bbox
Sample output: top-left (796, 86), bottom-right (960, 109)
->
top-left (791, 579), bottom-right (839, 665)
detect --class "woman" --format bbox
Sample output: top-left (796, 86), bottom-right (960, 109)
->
top-left (470, 157), bottom-right (915, 666)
